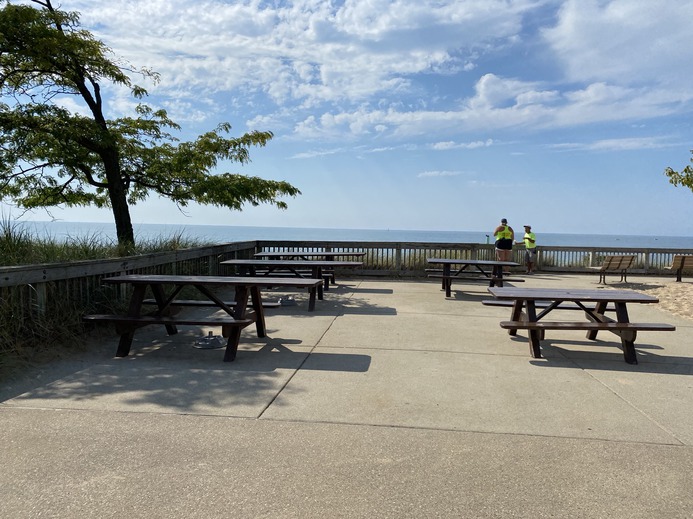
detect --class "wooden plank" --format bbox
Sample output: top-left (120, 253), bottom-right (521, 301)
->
top-left (668, 254), bottom-right (693, 281)
top-left (141, 298), bottom-right (281, 308)
top-left (500, 320), bottom-right (675, 331)
top-left (428, 274), bottom-right (525, 283)
top-left (83, 314), bottom-right (253, 327)
top-left (481, 299), bottom-right (615, 311)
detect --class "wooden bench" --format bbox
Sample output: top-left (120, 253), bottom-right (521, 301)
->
top-left (500, 320), bottom-right (675, 364)
top-left (590, 255), bottom-right (636, 284)
top-left (500, 320), bottom-right (675, 333)
top-left (141, 298), bottom-right (281, 309)
top-left (668, 254), bottom-right (693, 282)
top-left (250, 269), bottom-right (334, 284)
top-left (428, 274), bottom-right (525, 283)
top-left (83, 314), bottom-right (254, 341)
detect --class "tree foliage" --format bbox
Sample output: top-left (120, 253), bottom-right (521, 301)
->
top-left (665, 151), bottom-right (693, 191)
top-left (0, 0), bottom-right (300, 248)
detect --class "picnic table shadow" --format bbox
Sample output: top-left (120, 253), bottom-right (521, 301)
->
top-left (121, 332), bottom-right (372, 373)
top-left (264, 296), bottom-right (397, 316)
top-left (523, 338), bottom-right (693, 375)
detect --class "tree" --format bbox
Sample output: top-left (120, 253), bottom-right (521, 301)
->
top-left (0, 0), bottom-right (300, 249)
top-left (665, 151), bottom-right (693, 192)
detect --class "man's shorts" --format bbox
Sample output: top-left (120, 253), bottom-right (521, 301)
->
top-left (525, 248), bottom-right (537, 262)
top-left (495, 239), bottom-right (513, 250)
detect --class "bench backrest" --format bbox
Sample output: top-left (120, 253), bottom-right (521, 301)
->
top-left (600, 255), bottom-right (636, 271)
top-left (671, 255), bottom-right (693, 270)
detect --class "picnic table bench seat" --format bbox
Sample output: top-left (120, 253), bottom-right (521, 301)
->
top-left (500, 320), bottom-right (675, 333)
top-left (668, 254), bottom-right (693, 282)
top-left (83, 314), bottom-right (254, 338)
top-left (248, 268), bottom-right (334, 281)
top-left (589, 255), bottom-right (636, 284)
top-left (141, 298), bottom-right (281, 308)
top-left (428, 273), bottom-right (525, 283)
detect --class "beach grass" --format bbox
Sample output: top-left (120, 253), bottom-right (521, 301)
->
top-left (0, 218), bottom-right (208, 266)
top-left (0, 218), bottom-right (212, 379)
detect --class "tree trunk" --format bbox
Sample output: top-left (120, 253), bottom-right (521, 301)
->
top-left (102, 148), bottom-right (135, 248)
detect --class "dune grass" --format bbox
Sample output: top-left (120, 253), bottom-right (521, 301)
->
top-left (0, 219), bottom-right (213, 380)
top-left (0, 218), bottom-right (207, 265)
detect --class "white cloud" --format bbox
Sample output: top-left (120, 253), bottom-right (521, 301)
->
top-left (551, 136), bottom-right (680, 152)
top-left (542, 0), bottom-right (693, 86)
top-left (418, 170), bottom-right (463, 178)
top-left (432, 139), bottom-right (494, 150)
top-left (24, 1), bottom-right (693, 145)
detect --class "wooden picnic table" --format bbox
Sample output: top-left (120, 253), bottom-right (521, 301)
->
top-left (426, 257), bottom-right (523, 297)
top-left (254, 251), bottom-right (366, 284)
top-left (486, 287), bottom-right (676, 364)
top-left (221, 258), bottom-right (363, 294)
top-left (83, 274), bottom-right (324, 362)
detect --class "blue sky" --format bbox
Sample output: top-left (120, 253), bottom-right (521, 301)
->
top-left (10, 0), bottom-right (693, 236)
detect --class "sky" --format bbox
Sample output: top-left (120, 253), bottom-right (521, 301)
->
top-left (7, 0), bottom-right (693, 236)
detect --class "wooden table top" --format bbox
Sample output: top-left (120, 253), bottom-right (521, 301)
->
top-left (102, 274), bottom-right (323, 288)
top-left (488, 287), bottom-right (659, 303)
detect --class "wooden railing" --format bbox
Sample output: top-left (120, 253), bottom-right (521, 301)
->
top-left (253, 241), bottom-right (693, 276)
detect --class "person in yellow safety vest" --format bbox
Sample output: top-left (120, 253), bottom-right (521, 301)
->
top-left (493, 218), bottom-right (514, 271)
top-left (515, 224), bottom-right (537, 273)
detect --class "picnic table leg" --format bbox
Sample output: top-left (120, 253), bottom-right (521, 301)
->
top-left (248, 286), bottom-right (266, 337)
top-left (525, 300), bottom-right (542, 359)
top-left (490, 265), bottom-right (502, 287)
top-left (223, 285), bottom-right (256, 362)
top-left (115, 284), bottom-right (147, 357)
top-left (586, 301), bottom-right (608, 340)
top-left (318, 266), bottom-right (330, 292)
top-left (443, 264), bottom-right (452, 297)
top-left (150, 283), bottom-right (178, 335)
top-left (508, 300), bottom-right (523, 336)
top-left (615, 302), bottom-right (638, 365)
top-left (306, 286), bottom-right (317, 311)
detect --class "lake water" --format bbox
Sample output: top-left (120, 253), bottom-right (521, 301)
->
top-left (15, 220), bottom-right (693, 250)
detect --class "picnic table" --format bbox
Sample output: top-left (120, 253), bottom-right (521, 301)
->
top-left (426, 258), bottom-right (523, 297)
top-left (254, 251), bottom-right (366, 284)
top-left (485, 287), bottom-right (676, 364)
top-left (221, 258), bottom-right (363, 294)
top-left (83, 274), bottom-right (324, 362)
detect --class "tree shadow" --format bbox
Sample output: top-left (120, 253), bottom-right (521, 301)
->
top-left (2, 335), bottom-right (371, 415)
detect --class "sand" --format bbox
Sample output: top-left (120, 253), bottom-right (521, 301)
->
top-left (634, 280), bottom-right (693, 321)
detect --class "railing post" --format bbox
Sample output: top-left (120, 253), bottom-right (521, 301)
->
top-left (33, 282), bottom-right (47, 317)
top-left (395, 246), bottom-right (402, 272)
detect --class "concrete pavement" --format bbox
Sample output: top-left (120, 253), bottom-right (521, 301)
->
top-left (2, 273), bottom-right (692, 518)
